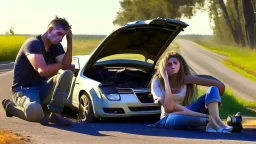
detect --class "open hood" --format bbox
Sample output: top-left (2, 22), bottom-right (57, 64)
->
top-left (85, 17), bottom-right (188, 70)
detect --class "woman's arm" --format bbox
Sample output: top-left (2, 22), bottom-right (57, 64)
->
top-left (184, 75), bottom-right (225, 95)
top-left (155, 97), bottom-right (208, 117)
top-left (172, 103), bottom-right (208, 117)
top-left (151, 70), bottom-right (175, 113)
top-left (161, 76), bottom-right (175, 113)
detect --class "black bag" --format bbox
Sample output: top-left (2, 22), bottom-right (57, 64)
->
top-left (226, 112), bottom-right (243, 132)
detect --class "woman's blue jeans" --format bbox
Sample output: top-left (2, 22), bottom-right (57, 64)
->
top-left (152, 86), bottom-right (222, 130)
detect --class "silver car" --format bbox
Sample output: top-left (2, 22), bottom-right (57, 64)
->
top-left (65, 17), bottom-right (188, 122)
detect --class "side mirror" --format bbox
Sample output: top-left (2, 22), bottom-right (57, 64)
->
top-left (74, 69), bottom-right (80, 77)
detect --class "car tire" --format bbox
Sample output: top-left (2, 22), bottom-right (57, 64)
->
top-left (78, 94), bottom-right (95, 123)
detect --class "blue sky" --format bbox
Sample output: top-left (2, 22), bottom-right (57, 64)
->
top-left (0, 0), bottom-right (213, 35)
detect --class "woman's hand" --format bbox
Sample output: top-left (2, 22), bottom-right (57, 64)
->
top-left (160, 67), bottom-right (168, 80)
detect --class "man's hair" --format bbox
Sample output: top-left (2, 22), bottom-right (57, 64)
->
top-left (48, 16), bottom-right (71, 30)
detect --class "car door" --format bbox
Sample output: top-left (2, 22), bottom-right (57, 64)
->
top-left (65, 57), bottom-right (80, 109)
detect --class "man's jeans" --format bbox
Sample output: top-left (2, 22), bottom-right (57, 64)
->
top-left (151, 86), bottom-right (222, 130)
top-left (10, 70), bottom-right (73, 122)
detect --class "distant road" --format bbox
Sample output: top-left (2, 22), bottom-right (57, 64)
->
top-left (178, 39), bottom-right (256, 101)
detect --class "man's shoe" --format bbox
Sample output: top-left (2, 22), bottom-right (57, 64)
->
top-left (49, 113), bottom-right (72, 126)
top-left (40, 117), bottom-right (49, 126)
top-left (2, 99), bottom-right (13, 117)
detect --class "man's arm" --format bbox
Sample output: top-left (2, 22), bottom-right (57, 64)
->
top-left (56, 54), bottom-right (75, 72)
top-left (27, 54), bottom-right (63, 77)
top-left (61, 30), bottom-right (72, 69)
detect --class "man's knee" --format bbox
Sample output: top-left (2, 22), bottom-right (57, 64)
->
top-left (61, 70), bottom-right (73, 78)
top-left (25, 102), bottom-right (44, 122)
top-left (59, 70), bottom-right (73, 84)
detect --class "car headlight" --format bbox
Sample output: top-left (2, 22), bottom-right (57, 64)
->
top-left (106, 94), bottom-right (120, 101)
top-left (99, 85), bottom-right (121, 101)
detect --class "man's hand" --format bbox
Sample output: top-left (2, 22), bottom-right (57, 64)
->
top-left (69, 64), bottom-right (75, 73)
top-left (66, 29), bottom-right (72, 42)
top-left (62, 29), bottom-right (73, 70)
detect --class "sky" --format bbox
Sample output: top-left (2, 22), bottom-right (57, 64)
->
top-left (0, 0), bottom-right (213, 35)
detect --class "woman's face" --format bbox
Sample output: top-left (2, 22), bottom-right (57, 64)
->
top-left (166, 57), bottom-right (181, 75)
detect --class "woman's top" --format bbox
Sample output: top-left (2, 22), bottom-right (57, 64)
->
top-left (151, 79), bottom-right (187, 118)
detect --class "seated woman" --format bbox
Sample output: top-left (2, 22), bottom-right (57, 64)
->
top-left (150, 51), bottom-right (232, 133)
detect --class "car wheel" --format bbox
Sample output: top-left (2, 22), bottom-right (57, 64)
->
top-left (78, 94), bottom-right (95, 123)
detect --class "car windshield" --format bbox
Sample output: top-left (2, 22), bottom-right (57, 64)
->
top-left (97, 54), bottom-right (154, 63)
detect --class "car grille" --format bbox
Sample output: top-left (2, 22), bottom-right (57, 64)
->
top-left (129, 106), bottom-right (161, 112)
top-left (103, 108), bottom-right (125, 114)
top-left (135, 92), bottom-right (154, 103)
top-left (117, 88), bottom-right (154, 103)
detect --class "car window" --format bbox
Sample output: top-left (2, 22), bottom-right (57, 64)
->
top-left (97, 54), bottom-right (154, 63)
top-left (72, 57), bottom-right (80, 70)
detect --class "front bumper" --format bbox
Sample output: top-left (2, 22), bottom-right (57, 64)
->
top-left (93, 93), bottom-right (161, 118)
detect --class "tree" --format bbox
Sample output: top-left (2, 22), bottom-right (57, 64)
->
top-left (209, 0), bottom-right (252, 47)
top-left (217, 0), bottom-right (239, 45)
top-left (113, 0), bottom-right (205, 25)
top-left (209, 0), bottom-right (224, 43)
top-left (233, 0), bottom-right (246, 47)
top-left (9, 27), bottom-right (15, 35)
top-left (242, 0), bottom-right (255, 49)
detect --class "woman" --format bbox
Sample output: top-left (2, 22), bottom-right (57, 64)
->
top-left (150, 51), bottom-right (232, 133)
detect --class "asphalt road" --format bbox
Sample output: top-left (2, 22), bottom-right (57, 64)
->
top-left (0, 40), bottom-right (256, 144)
top-left (0, 61), bottom-right (14, 74)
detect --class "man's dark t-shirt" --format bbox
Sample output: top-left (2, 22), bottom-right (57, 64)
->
top-left (12, 35), bottom-right (65, 88)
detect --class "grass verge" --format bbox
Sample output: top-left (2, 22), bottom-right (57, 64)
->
top-left (72, 39), bottom-right (103, 56)
top-left (0, 36), bottom-right (27, 61)
top-left (0, 35), bottom-right (105, 62)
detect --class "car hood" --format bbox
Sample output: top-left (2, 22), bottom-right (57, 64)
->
top-left (85, 17), bottom-right (188, 71)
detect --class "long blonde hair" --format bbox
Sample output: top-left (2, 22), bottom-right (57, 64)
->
top-left (151, 51), bottom-right (195, 105)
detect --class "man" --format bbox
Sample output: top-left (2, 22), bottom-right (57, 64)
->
top-left (2, 16), bottom-right (74, 126)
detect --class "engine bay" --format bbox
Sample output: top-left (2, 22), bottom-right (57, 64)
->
top-left (85, 67), bottom-right (153, 88)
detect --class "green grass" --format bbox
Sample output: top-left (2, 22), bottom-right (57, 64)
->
top-left (72, 39), bottom-right (103, 56)
top-left (190, 40), bottom-right (256, 82)
top-left (0, 35), bottom-right (179, 62)
top-left (197, 88), bottom-right (256, 119)
top-left (0, 36), bottom-right (27, 61)
top-left (0, 35), bottom-right (104, 61)
top-left (222, 61), bottom-right (256, 82)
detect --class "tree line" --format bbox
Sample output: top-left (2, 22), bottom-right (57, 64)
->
top-left (113, 0), bottom-right (256, 49)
